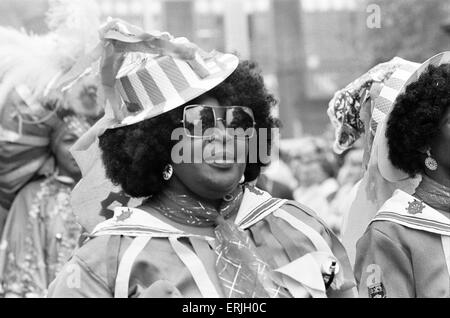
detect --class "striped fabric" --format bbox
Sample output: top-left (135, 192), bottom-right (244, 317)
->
top-left (375, 212), bottom-right (450, 235)
top-left (371, 52), bottom-right (450, 133)
top-left (0, 85), bottom-right (92, 210)
top-left (370, 63), bottom-right (419, 133)
top-left (237, 197), bottom-right (286, 229)
top-left (114, 51), bottom-right (238, 125)
top-left (371, 189), bottom-right (450, 236)
top-left (0, 88), bottom-right (53, 209)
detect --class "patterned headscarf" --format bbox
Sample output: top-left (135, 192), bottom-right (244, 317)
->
top-left (327, 57), bottom-right (420, 160)
top-left (0, 79), bottom-right (97, 211)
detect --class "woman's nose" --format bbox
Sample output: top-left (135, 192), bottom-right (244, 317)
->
top-left (212, 119), bottom-right (232, 142)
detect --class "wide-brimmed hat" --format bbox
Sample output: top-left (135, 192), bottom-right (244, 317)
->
top-left (114, 49), bottom-right (238, 128)
top-left (377, 52), bottom-right (450, 182)
top-left (60, 18), bottom-right (239, 130)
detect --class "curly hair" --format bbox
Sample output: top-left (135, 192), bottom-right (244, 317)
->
top-left (386, 63), bottom-right (450, 177)
top-left (99, 60), bottom-right (280, 198)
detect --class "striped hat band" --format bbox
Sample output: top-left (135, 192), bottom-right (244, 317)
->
top-left (114, 51), bottom-right (238, 127)
top-left (372, 52), bottom-right (450, 133)
top-left (370, 62), bottom-right (419, 133)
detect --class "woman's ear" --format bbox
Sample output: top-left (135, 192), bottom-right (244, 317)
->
top-left (417, 146), bottom-right (430, 154)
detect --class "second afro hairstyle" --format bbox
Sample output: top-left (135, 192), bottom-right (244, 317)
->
top-left (386, 63), bottom-right (450, 177)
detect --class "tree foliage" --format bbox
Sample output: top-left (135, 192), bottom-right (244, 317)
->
top-left (366, 0), bottom-right (450, 64)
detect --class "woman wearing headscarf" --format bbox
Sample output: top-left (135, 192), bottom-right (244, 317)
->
top-left (327, 57), bottom-right (421, 264)
top-left (47, 19), bottom-right (356, 298)
top-left (0, 0), bottom-right (100, 297)
top-left (354, 53), bottom-right (450, 298)
top-left (0, 92), bottom-right (95, 298)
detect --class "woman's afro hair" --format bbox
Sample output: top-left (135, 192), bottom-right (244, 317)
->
top-left (386, 63), bottom-right (450, 177)
top-left (99, 60), bottom-right (280, 198)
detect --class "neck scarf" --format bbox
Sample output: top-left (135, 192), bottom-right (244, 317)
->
top-left (150, 186), bottom-right (243, 227)
top-left (415, 174), bottom-right (450, 212)
top-left (147, 185), bottom-right (283, 298)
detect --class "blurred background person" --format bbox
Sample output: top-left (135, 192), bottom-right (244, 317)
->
top-left (327, 147), bottom-right (364, 237)
top-left (256, 145), bottom-right (296, 200)
top-left (0, 93), bottom-right (95, 298)
top-left (0, 0), bottom-right (100, 297)
top-left (256, 173), bottom-right (295, 201)
top-left (281, 136), bottom-right (340, 232)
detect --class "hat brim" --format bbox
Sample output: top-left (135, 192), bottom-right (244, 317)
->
top-left (110, 53), bottom-right (239, 129)
top-left (377, 51), bottom-right (450, 182)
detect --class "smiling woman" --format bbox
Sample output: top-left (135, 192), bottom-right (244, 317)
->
top-left (47, 19), bottom-right (356, 298)
top-left (98, 61), bottom-right (275, 199)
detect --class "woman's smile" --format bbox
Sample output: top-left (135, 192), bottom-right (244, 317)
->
top-left (206, 159), bottom-right (236, 169)
top-left (204, 150), bottom-right (236, 167)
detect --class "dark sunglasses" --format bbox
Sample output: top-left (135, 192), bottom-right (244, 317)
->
top-left (181, 105), bottom-right (256, 138)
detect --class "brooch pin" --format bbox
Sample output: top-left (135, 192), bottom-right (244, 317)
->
top-left (406, 199), bottom-right (425, 215)
top-left (247, 184), bottom-right (264, 196)
top-left (368, 282), bottom-right (387, 298)
top-left (116, 208), bottom-right (133, 222)
top-left (101, 191), bottom-right (132, 219)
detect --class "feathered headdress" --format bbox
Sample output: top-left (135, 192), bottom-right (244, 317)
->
top-left (0, 0), bottom-right (100, 108)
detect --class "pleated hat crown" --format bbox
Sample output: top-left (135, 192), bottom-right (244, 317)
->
top-left (114, 46), bottom-right (238, 128)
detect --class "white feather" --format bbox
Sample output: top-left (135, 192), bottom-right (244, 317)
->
top-left (0, 0), bottom-right (100, 110)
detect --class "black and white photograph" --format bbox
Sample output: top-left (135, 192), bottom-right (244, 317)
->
top-left (0, 0), bottom-right (449, 301)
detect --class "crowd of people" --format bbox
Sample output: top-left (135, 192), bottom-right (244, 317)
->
top-left (258, 136), bottom-right (364, 238)
top-left (0, 1), bottom-right (448, 298)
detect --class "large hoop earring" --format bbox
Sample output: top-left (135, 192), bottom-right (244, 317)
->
top-left (162, 164), bottom-right (173, 180)
top-left (425, 150), bottom-right (438, 171)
